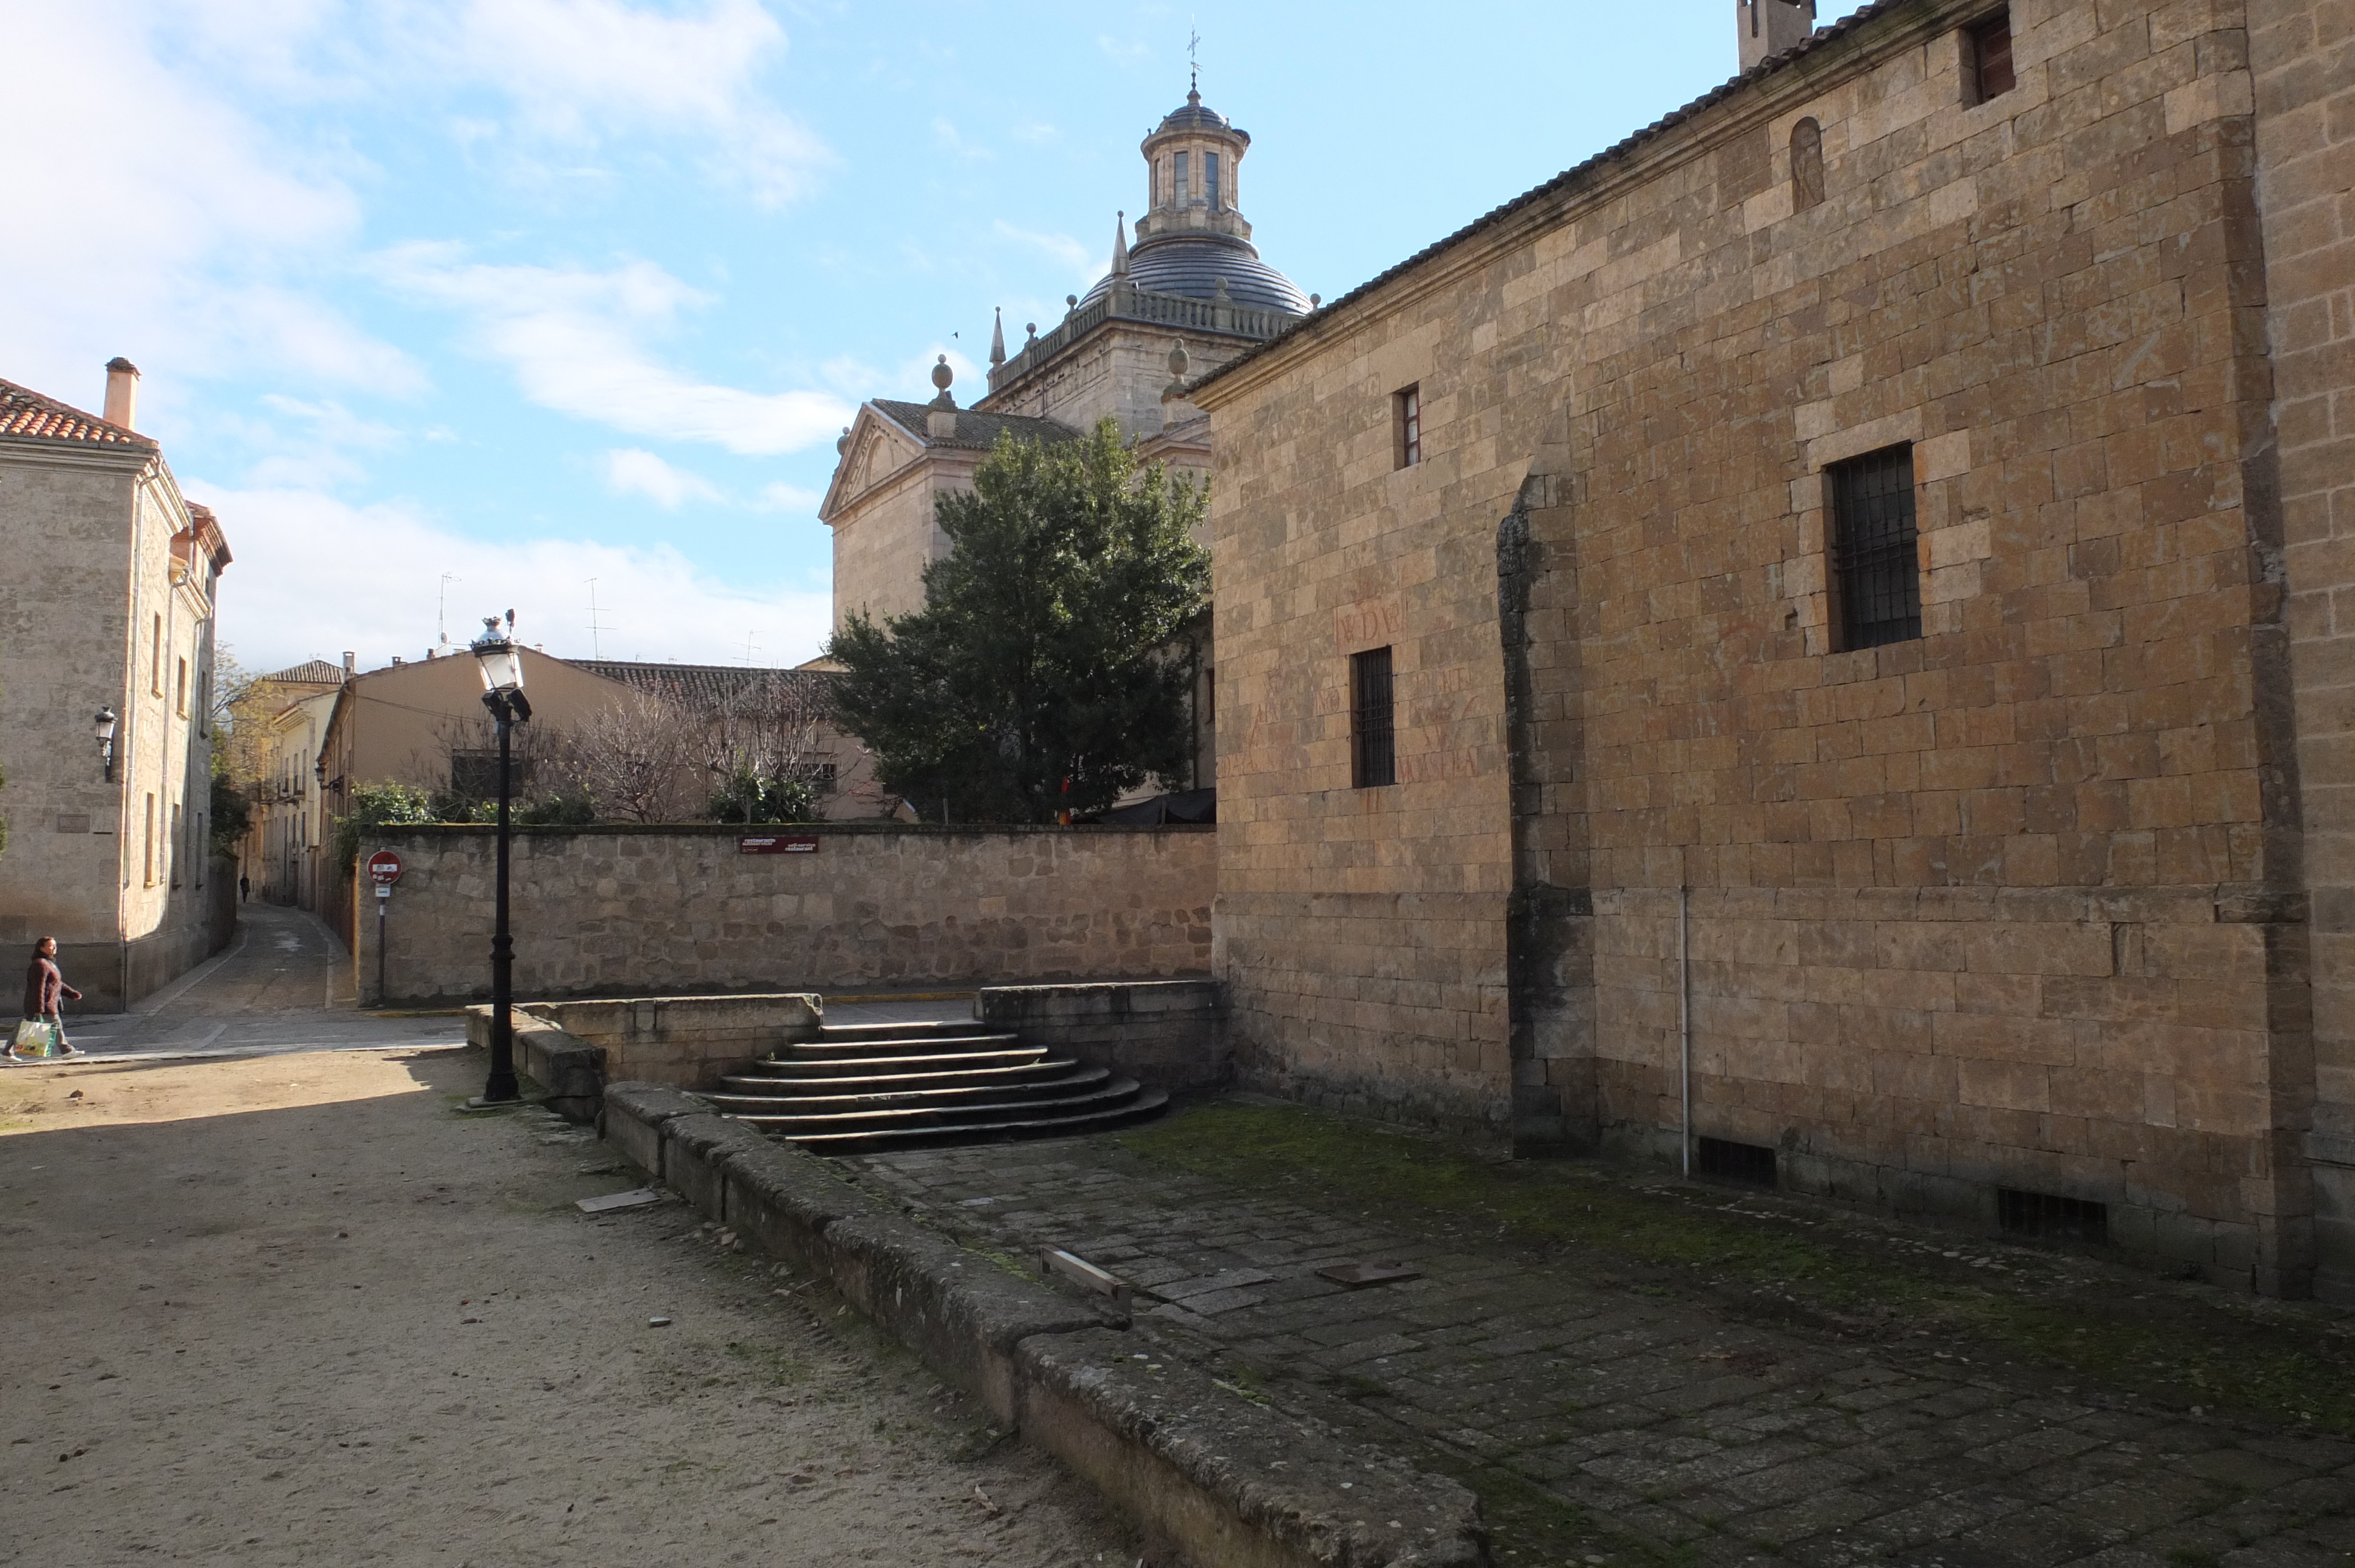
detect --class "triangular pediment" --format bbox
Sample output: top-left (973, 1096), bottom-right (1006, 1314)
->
top-left (818, 404), bottom-right (929, 521)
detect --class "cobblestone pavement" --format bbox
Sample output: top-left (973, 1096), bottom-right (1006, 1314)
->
top-left (848, 1119), bottom-right (2355, 1568)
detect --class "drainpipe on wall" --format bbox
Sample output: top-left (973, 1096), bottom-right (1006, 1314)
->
top-left (1679, 883), bottom-right (1692, 1178)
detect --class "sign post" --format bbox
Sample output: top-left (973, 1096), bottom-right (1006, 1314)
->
top-left (366, 851), bottom-right (404, 1005)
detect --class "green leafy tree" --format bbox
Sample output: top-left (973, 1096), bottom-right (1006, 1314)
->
top-left (208, 758), bottom-right (251, 858)
top-left (706, 769), bottom-right (817, 825)
top-left (331, 782), bottom-right (439, 867)
top-left (825, 419), bottom-right (1209, 822)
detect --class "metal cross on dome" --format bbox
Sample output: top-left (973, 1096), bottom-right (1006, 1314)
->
top-left (1188, 24), bottom-right (1200, 92)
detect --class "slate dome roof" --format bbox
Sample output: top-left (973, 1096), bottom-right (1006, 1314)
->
top-left (1152, 88), bottom-right (1248, 142)
top-left (1082, 233), bottom-right (1310, 316)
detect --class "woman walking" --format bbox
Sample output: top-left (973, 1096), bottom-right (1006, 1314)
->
top-left (13, 938), bottom-right (83, 1061)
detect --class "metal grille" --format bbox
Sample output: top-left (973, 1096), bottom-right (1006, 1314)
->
top-left (1351, 646), bottom-right (1396, 788)
top-left (1696, 1136), bottom-right (1779, 1188)
top-left (1397, 386), bottom-right (1421, 469)
top-left (1830, 444), bottom-right (1922, 650)
top-left (1996, 1187), bottom-right (2107, 1244)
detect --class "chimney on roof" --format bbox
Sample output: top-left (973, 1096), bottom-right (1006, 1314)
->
top-left (102, 357), bottom-right (140, 431)
top-left (343, 651), bottom-right (357, 676)
top-left (1737, 0), bottom-right (1815, 70)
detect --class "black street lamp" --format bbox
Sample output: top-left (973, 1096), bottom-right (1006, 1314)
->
top-left (94, 707), bottom-right (117, 782)
top-left (469, 613), bottom-right (532, 1104)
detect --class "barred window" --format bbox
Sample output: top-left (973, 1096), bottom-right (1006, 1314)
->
top-left (1394, 385), bottom-right (1421, 469)
top-left (1829, 445), bottom-right (1922, 650)
top-left (1351, 646), bottom-right (1396, 789)
top-left (449, 751), bottom-right (534, 800)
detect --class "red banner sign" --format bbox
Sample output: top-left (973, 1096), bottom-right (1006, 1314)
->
top-left (738, 835), bottom-right (820, 855)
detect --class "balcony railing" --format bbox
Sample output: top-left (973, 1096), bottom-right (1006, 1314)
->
top-left (987, 281), bottom-right (1298, 397)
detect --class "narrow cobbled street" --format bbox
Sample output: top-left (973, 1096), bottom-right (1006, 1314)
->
top-left (0, 919), bottom-right (1135, 1567)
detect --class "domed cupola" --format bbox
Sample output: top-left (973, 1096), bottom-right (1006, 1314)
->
top-left (1078, 83), bottom-right (1309, 318)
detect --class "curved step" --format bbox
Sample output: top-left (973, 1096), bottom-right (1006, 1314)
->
top-left (715, 1057), bottom-right (1083, 1097)
top-left (774, 1087), bottom-right (1172, 1154)
top-left (743, 1075), bottom-right (1143, 1131)
top-left (780, 1032), bottom-right (1021, 1061)
top-left (813, 1019), bottom-right (987, 1042)
top-left (739, 1046), bottom-right (1047, 1079)
top-left (731, 1076), bottom-right (1148, 1136)
top-left (704, 1064), bottom-right (1112, 1115)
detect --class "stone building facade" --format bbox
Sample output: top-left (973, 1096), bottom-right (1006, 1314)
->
top-left (246, 657), bottom-right (347, 909)
top-left (1190, 0), bottom-right (2355, 1297)
top-left (0, 362), bottom-right (233, 1009)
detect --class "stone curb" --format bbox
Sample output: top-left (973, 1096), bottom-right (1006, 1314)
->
top-left (466, 1005), bottom-right (606, 1125)
top-left (597, 1081), bottom-right (1488, 1567)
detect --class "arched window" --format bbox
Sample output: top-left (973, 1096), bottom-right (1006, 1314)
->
top-left (1790, 117), bottom-right (1825, 211)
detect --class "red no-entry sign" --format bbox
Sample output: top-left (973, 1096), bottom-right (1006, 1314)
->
top-left (367, 850), bottom-right (405, 885)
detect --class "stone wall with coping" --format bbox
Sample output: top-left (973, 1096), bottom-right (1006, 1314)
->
top-left (974, 979), bottom-right (1224, 1091)
top-left (363, 823), bottom-right (1213, 1007)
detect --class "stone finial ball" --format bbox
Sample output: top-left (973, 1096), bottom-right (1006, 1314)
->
top-left (1167, 340), bottom-right (1190, 378)
top-left (931, 355), bottom-right (953, 390)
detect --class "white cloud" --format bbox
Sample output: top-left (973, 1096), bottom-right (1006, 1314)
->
top-left (602, 448), bottom-right (723, 509)
top-left (440, 0), bottom-right (830, 204)
top-left (757, 481), bottom-right (822, 515)
top-left (200, 483), bottom-right (831, 671)
top-left (379, 245), bottom-right (853, 454)
top-left (930, 117), bottom-right (993, 161)
top-left (994, 222), bottom-right (1101, 287)
top-left (0, 4), bottom-right (420, 411)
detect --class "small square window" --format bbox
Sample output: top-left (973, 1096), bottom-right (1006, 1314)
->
top-left (1394, 385), bottom-right (1421, 469)
top-left (1351, 647), bottom-right (1396, 788)
top-left (1966, 11), bottom-right (2015, 104)
top-left (1827, 444), bottom-right (1922, 651)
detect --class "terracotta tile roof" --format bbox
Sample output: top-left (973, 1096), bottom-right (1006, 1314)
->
top-left (257, 660), bottom-right (348, 687)
top-left (573, 660), bottom-right (839, 709)
top-left (870, 400), bottom-right (1078, 451)
top-left (0, 376), bottom-right (157, 450)
top-left (1193, 0), bottom-right (1908, 393)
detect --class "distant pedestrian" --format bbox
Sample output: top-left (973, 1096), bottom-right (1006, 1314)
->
top-left (239, 873), bottom-right (250, 903)
top-left (12, 938), bottom-right (82, 1062)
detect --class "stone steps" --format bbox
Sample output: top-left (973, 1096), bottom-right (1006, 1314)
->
top-left (708, 1017), bottom-right (1166, 1152)
top-left (704, 1062), bottom-right (1116, 1114)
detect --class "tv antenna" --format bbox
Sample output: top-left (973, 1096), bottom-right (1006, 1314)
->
top-left (742, 630), bottom-right (762, 666)
top-left (585, 577), bottom-right (616, 660)
top-left (437, 573), bottom-right (461, 649)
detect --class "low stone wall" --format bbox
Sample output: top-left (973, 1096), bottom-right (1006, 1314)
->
top-left (357, 823), bottom-right (1214, 1007)
top-left (976, 979), bottom-right (1224, 1092)
top-left (599, 1084), bottom-right (1483, 1567)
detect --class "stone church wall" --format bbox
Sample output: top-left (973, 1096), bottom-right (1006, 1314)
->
top-left (1200, 0), bottom-right (2327, 1288)
top-left (2253, 0), bottom-right (2355, 1298)
top-left (353, 822), bottom-right (1214, 1006)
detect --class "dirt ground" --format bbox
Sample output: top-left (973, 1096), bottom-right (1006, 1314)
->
top-left (0, 1045), bottom-right (1141, 1567)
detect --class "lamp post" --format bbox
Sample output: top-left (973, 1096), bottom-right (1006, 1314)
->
top-left (94, 707), bottom-right (117, 782)
top-left (469, 614), bottom-right (532, 1104)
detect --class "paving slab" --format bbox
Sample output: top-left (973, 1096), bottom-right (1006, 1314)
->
top-left (843, 1108), bottom-right (2355, 1567)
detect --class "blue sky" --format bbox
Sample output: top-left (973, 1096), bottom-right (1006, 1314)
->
top-left (4, 0), bottom-right (1867, 674)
